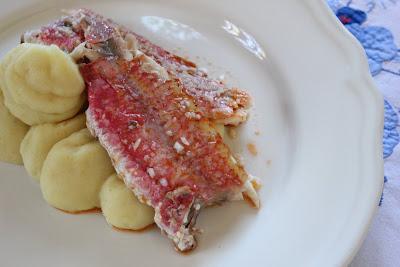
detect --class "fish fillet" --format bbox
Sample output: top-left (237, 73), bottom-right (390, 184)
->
top-left (22, 9), bottom-right (259, 251)
top-left (22, 9), bottom-right (251, 126)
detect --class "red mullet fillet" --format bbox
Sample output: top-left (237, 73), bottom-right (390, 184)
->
top-left (22, 9), bottom-right (251, 126)
top-left (22, 9), bottom-right (259, 251)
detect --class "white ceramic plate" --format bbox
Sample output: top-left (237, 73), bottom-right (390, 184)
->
top-left (0, 0), bottom-right (383, 266)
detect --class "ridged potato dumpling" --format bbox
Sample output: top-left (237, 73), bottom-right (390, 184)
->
top-left (20, 114), bottom-right (86, 181)
top-left (0, 43), bottom-right (85, 125)
top-left (100, 174), bottom-right (155, 230)
top-left (40, 129), bottom-right (114, 212)
top-left (0, 90), bottom-right (29, 164)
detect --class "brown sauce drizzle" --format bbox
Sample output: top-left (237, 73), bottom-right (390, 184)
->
top-left (112, 223), bottom-right (156, 233)
top-left (55, 207), bottom-right (102, 215)
top-left (247, 143), bottom-right (258, 156)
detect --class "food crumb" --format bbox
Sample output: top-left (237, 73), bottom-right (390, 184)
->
top-left (266, 159), bottom-right (272, 166)
top-left (159, 178), bottom-right (168, 187)
top-left (234, 153), bottom-right (244, 164)
top-left (133, 138), bottom-right (141, 151)
top-left (174, 141), bottom-right (184, 153)
top-left (250, 175), bottom-right (262, 190)
top-left (255, 130), bottom-right (260, 136)
top-left (247, 143), bottom-right (258, 156)
top-left (147, 168), bottom-right (155, 178)
top-left (180, 136), bottom-right (190, 146)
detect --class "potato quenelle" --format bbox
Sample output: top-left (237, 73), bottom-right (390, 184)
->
top-left (0, 43), bottom-right (155, 230)
top-left (0, 44), bottom-right (85, 125)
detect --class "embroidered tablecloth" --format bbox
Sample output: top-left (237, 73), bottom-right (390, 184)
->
top-left (327, 1), bottom-right (400, 266)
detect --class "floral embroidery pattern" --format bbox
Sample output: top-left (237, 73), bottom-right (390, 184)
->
top-left (328, 0), bottom-right (400, 205)
top-left (379, 176), bottom-right (388, 206)
top-left (383, 100), bottom-right (399, 159)
top-left (332, 3), bottom-right (400, 159)
top-left (336, 6), bottom-right (399, 76)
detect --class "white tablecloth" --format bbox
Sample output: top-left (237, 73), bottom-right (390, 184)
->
top-left (327, 1), bottom-right (400, 266)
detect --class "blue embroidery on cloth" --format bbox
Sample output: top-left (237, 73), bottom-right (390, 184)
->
top-left (333, 5), bottom-right (400, 160)
top-left (379, 176), bottom-right (388, 206)
top-left (335, 6), bottom-right (400, 76)
top-left (345, 24), bottom-right (398, 75)
top-left (383, 100), bottom-right (399, 159)
top-left (336, 6), bottom-right (367, 24)
top-left (328, 1), bottom-right (400, 205)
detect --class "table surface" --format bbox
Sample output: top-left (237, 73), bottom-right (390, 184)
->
top-left (327, 1), bottom-right (400, 266)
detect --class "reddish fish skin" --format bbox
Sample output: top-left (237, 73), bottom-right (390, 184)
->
top-left (129, 32), bottom-right (251, 122)
top-left (81, 57), bottom-right (248, 250)
top-left (22, 9), bottom-right (250, 124)
top-left (22, 19), bottom-right (84, 52)
top-left (21, 9), bottom-right (256, 250)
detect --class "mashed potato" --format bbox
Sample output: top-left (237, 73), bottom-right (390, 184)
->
top-left (100, 174), bottom-right (154, 230)
top-left (0, 43), bottom-right (85, 125)
top-left (20, 114), bottom-right (86, 181)
top-left (40, 129), bottom-right (114, 212)
top-left (0, 90), bottom-right (29, 164)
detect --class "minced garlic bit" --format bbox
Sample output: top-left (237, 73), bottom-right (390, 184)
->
top-left (174, 141), bottom-right (184, 153)
top-left (198, 67), bottom-right (208, 74)
top-left (180, 99), bottom-right (190, 108)
top-left (234, 153), bottom-right (244, 164)
top-left (249, 175), bottom-right (262, 190)
top-left (185, 111), bottom-right (201, 120)
top-left (133, 138), bottom-right (141, 151)
top-left (243, 179), bottom-right (260, 208)
top-left (180, 136), bottom-right (190, 146)
top-left (230, 155), bottom-right (237, 165)
top-left (166, 130), bottom-right (173, 136)
top-left (159, 178), bottom-right (168, 187)
top-left (247, 143), bottom-right (257, 156)
top-left (147, 167), bottom-right (155, 178)
top-left (151, 141), bottom-right (157, 150)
